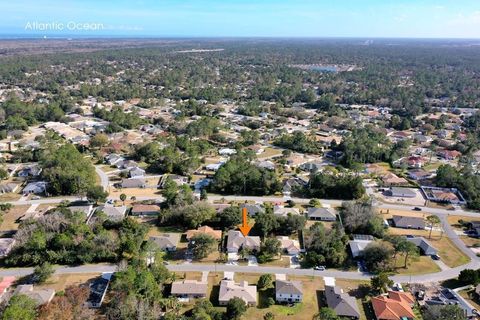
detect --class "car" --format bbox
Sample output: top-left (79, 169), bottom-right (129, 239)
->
top-left (31, 196), bottom-right (41, 200)
top-left (106, 199), bottom-right (114, 204)
top-left (406, 235), bottom-right (415, 238)
top-left (431, 254), bottom-right (441, 260)
top-left (314, 266), bottom-right (326, 271)
top-left (413, 207), bottom-right (422, 211)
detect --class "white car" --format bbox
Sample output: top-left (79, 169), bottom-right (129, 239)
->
top-left (314, 266), bottom-right (326, 271)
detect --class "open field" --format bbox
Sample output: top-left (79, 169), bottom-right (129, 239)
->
top-left (430, 237), bottom-right (470, 268)
top-left (0, 192), bottom-right (22, 202)
top-left (36, 273), bottom-right (101, 292)
top-left (394, 255), bottom-right (441, 275)
top-left (0, 205), bottom-right (29, 233)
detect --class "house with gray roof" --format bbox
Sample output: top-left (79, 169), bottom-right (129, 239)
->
top-left (239, 203), bottom-right (263, 216)
top-left (406, 237), bottom-right (437, 256)
top-left (307, 207), bottom-right (337, 221)
top-left (226, 230), bottom-right (260, 253)
top-left (388, 187), bottom-right (417, 198)
top-left (275, 280), bottom-right (303, 303)
top-left (218, 280), bottom-right (257, 306)
top-left (392, 215), bottom-right (425, 229)
top-left (349, 235), bottom-right (374, 258)
top-left (95, 205), bottom-right (127, 221)
top-left (149, 234), bottom-right (180, 252)
top-left (120, 178), bottom-right (146, 189)
top-left (325, 285), bottom-right (361, 319)
top-left (14, 285), bottom-right (55, 306)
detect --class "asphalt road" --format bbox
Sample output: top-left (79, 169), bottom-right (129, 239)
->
top-left (95, 165), bottom-right (110, 191)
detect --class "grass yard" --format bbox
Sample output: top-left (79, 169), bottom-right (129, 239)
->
top-left (394, 255), bottom-right (441, 275)
top-left (36, 273), bottom-right (101, 292)
top-left (0, 205), bottom-right (29, 233)
top-left (429, 237), bottom-right (470, 268)
top-left (0, 192), bottom-right (21, 202)
top-left (388, 227), bottom-right (441, 238)
top-left (459, 236), bottom-right (480, 248)
top-left (261, 256), bottom-right (290, 268)
top-left (458, 289), bottom-right (480, 311)
top-left (257, 147), bottom-right (282, 159)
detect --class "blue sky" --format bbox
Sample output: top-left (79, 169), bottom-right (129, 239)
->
top-left (1, 0), bottom-right (480, 38)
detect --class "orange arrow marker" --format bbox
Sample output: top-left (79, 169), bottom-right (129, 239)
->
top-left (239, 207), bottom-right (252, 236)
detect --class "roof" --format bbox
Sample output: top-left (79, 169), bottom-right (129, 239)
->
top-left (218, 280), bottom-right (257, 305)
top-left (121, 178), bottom-right (145, 188)
top-left (406, 237), bottom-right (437, 255)
top-left (276, 280), bottom-right (303, 296)
top-left (307, 207), bottom-right (336, 219)
top-left (277, 236), bottom-right (301, 254)
top-left (226, 230), bottom-right (260, 251)
top-left (149, 234), bottom-right (180, 249)
top-left (97, 206), bottom-right (127, 219)
top-left (186, 226), bottom-right (222, 240)
top-left (131, 204), bottom-right (160, 214)
top-left (274, 206), bottom-right (300, 217)
top-left (68, 205), bottom-right (94, 218)
top-left (349, 239), bottom-right (373, 258)
top-left (392, 215), bottom-right (425, 229)
top-left (171, 280), bottom-right (208, 296)
top-left (371, 291), bottom-right (415, 320)
top-left (390, 187), bottom-right (417, 197)
top-left (324, 285), bottom-right (361, 319)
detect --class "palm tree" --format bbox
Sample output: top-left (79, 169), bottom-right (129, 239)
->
top-left (427, 215), bottom-right (441, 239)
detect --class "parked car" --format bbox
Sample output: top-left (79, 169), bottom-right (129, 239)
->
top-left (431, 254), bottom-right (441, 260)
top-left (314, 266), bottom-right (326, 271)
top-left (413, 207), bottom-right (422, 211)
top-left (31, 196), bottom-right (41, 200)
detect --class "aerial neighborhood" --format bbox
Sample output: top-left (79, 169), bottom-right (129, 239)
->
top-left (0, 35), bottom-right (479, 320)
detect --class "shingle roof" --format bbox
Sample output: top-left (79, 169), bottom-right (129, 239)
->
top-left (324, 285), bottom-right (361, 319)
top-left (218, 280), bottom-right (257, 305)
top-left (171, 280), bottom-right (208, 296)
top-left (275, 280), bottom-right (303, 296)
top-left (186, 226), bottom-right (222, 240)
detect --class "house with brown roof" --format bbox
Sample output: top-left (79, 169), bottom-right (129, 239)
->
top-left (371, 291), bottom-right (415, 320)
top-left (277, 236), bottom-right (301, 255)
top-left (149, 234), bottom-right (180, 252)
top-left (131, 204), bottom-right (160, 216)
top-left (186, 226), bottom-right (222, 241)
top-left (218, 280), bottom-right (257, 306)
top-left (382, 173), bottom-right (408, 186)
top-left (171, 280), bottom-right (208, 300)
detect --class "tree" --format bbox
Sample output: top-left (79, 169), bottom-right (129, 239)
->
top-left (86, 185), bottom-right (108, 204)
top-left (258, 238), bottom-right (281, 263)
top-left (200, 188), bottom-right (208, 200)
top-left (309, 199), bottom-right (321, 207)
top-left (252, 211), bottom-right (279, 238)
top-left (362, 242), bottom-right (394, 273)
top-left (257, 274), bottom-right (274, 290)
top-left (458, 269), bottom-right (480, 285)
top-left (313, 308), bottom-right (340, 320)
top-left (2, 294), bottom-right (37, 320)
top-left (89, 133), bottom-right (109, 149)
top-left (426, 215), bottom-right (441, 239)
top-left (37, 285), bottom-right (92, 320)
top-left (264, 312), bottom-right (275, 320)
top-left (422, 304), bottom-right (467, 320)
top-left (0, 168), bottom-right (8, 180)
top-left (370, 273), bottom-right (393, 293)
top-left (40, 143), bottom-right (96, 196)
top-left (189, 234), bottom-right (217, 260)
top-left (216, 206), bottom-right (242, 230)
top-left (120, 193), bottom-right (127, 205)
top-left (226, 297), bottom-right (247, 320)
top-left (33, 261), bottom-right (54, 284)
top-left (398, 240), bottom-right (419, 268)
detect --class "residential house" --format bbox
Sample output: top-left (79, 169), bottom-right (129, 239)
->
top-left (239, 203), bottom-right (263, 216)
top-left (95, 205), bottom-right (127, 221)
top-left (129, 167), bottom-right (145, 178)
top-left (22, 181), bottom-right (47, 195)
top-left (0, 238), bottom-right (15, 257)
top-left (17, 165), bottom-right (42, 177)
top-left (87, 273), bottom-right (113, 308)
top-left (307, 207), bottom-right (337, 221)
top-left (381, 173), bottom-right (408, 187)
top-left (408, 169), bottom-right (433, 181)
top-left (371, 291), bottom-right (415, 320)
top-left (277, 236), bottom-right (301, 255)
top-left (387, 187), bottom-right (417, 198)
top-left (149, 234), bottom-right (180, 252)
top-left (274, 205), bottom-right (300, 217)
top-left (299, 161), bottom-right (324, 172)
top-left (131, 204), bottom-right (160, 216)
top-left (186, 226), bottom-right (222, 241)
top-left (0, 182), bottom-right (20, 194)
top-left (282, 177), bottom-right (306, 197)
top-left (171, 280), bottom-right (208, 300)
top-left (438, 150), bottom-right (461, 160)
top-left (325, 285), bottom-right (361, 319)
top-left (406, 237), bottom-right (437, 256)
top-left (120, 178), bottom-right (146, 188)
top-left (392, 215), bottom-right (425, 229)
top-left (256, 160), bottom-right (275, 170)
top-left (226, 230), bottom-right (260, 253)
top-left (218, 280), bottom-right (257, 306)
top-left (219, 148), bottom-right (237, 156)
top-left (14, 285), bottom-right (55, 306)
top-left (349, 235), bottom-right (374, 258)
top-left (105, 153), bottom-right (124, 166)
top-left (275, 280), bottom-right (303, 303)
